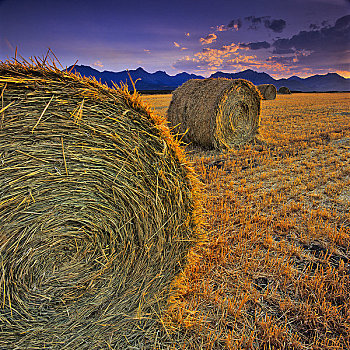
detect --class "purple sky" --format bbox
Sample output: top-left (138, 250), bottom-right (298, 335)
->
top-left (0, 0), bottom-right (349, 78)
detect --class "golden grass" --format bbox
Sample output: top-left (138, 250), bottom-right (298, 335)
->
top-left (143, 92), bottom-right (350, 349)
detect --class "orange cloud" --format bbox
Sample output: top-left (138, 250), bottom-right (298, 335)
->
top-left (93, 60), bottom-right (103, 68)
top-left (174, 42), bottom-right (187, 50)
top-left (173, 42), bottom-right (305, 78)
top-left (195, 43), bottom-right (242, 63)
top-left (215, 25), bottom-right (228, 32)
top-left (232, 24), bottom-right (240, 31)
top-left (173, 43), bottom-right (254, 73)
top-left (200, 33), bottom-right (217, 45)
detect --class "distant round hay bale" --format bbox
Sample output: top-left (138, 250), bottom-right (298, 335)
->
top-left (0, 60), bottom-right (199, 349)
top-left (167, 78), bottom-right (261, 149)
top-left (257, 84), bottom-right (277, 100)
top-left (278, 86), bottom-right (292, 94)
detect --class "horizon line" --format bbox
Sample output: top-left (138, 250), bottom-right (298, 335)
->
top-left (68, 64), bottom-right (350, 80)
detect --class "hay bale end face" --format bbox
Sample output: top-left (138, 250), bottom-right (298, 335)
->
top-left (257, 84), bottom-right (277, 100)
top-left (167, 78), bottom-right (261, 149)
top-left (0, 60), bottom-right (199, 349)
top-left (278, 86), bottom-right (292, 94)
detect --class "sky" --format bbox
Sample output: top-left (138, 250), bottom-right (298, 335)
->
top-left (0, 0), bottom-right (349, 78)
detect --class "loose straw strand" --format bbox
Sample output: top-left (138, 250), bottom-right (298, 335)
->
top-left (31, 95), bottom-right (54, 133)
top-left (61, 137), bottom-right (69, 176)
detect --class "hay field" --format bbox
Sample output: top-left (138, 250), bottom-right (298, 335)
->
top-left (143, 93), bottom-right (350, 349)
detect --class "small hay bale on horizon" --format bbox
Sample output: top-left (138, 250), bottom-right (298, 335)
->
top-left (166, 78), bottom-right (261, 150)
top-left (257, 84), bottom-right (277, 100)
top-left (0, 59), bottom-right (200, 349)
top-left (278, 86), bottom-right (292, 94)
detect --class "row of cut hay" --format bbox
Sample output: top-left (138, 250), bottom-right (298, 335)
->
top-left (0, 59), bottom-right (200, 349)
top-left (166, 78), bottom-right (261, 150)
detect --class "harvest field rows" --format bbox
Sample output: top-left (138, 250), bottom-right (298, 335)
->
top-left (143, 93), bottom-right (350, 349)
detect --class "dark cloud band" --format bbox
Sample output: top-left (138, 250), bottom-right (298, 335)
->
top-left (264, 19), bottom-right (286, 33)
top-left (273, 15), bottom-right (350, 54)
top-left (227, 19), bottom-right (242, 29)
top-left (240, 41), bottom-right (271, 50)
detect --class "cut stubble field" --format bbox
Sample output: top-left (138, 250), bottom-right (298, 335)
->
top-left (143, 93), bottom-right (350, 349)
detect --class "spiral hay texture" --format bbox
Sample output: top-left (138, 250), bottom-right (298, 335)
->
top-left (167, 78), bottom-right (261, 149)
top-left (257, 84), bottom-right (277, 100)
top-left (278, 86), bottom-right (292, 94)
top-left (0, 61), bottom-right (199, 349)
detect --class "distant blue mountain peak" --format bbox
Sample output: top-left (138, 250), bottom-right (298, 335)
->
top-left (66, 65), bottom-right (350, 92)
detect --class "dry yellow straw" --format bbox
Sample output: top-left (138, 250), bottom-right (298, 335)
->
top-left (0, 58), bottom-right (201, 350)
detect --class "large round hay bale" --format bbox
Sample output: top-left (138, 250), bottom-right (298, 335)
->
top-left (0, 60), bottom-right (199, 349)
top-left (257, 84), bottom-right (277, 100)
top-left (166, 78), bottom-right (261, 149)
top-left (278, 86), bottom-right (292, 94)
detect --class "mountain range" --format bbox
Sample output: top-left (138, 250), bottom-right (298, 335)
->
top-left (67, 65), bottom-right (350, 92)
